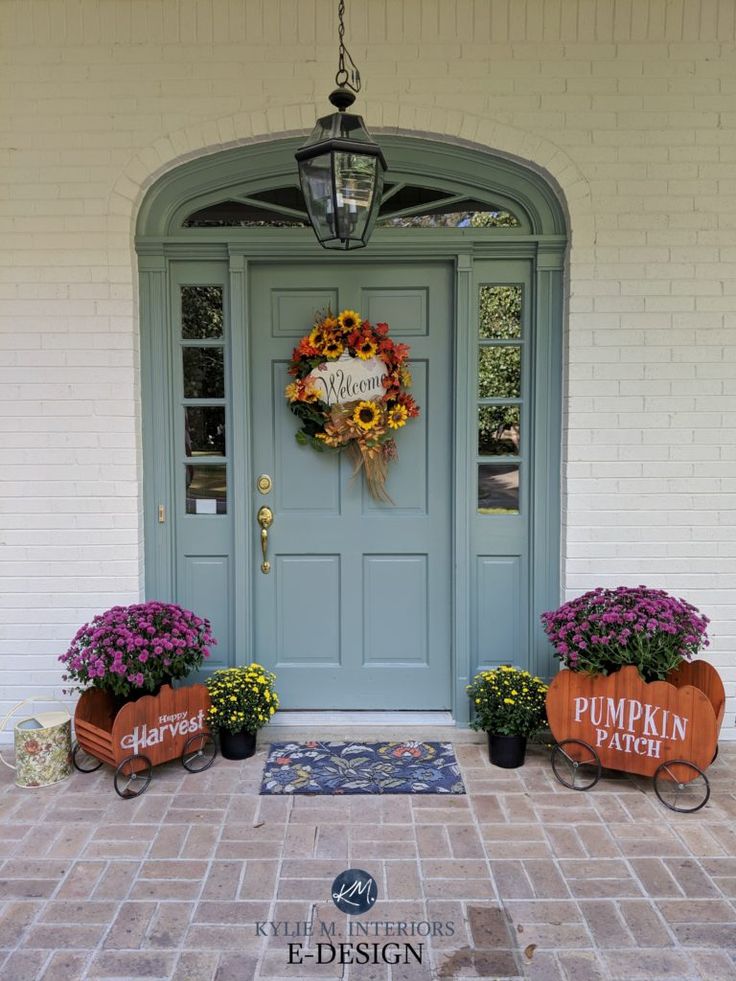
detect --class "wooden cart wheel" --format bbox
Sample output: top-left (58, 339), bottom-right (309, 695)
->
top-left (114, 754), bottom-right (153, 799)
top-left (181, 732), bottom-right (217, 773)
top-left (551, 739), bottom-right (602, 791)
top-left (653, 760), bottom-right (710, 813)
top-left (72, 742), bottom-right (103, 773)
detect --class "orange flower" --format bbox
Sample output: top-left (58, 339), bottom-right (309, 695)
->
top-left (298, 337), bottom-right (319, 357)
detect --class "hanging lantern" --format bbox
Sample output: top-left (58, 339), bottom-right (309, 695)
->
top-left (295, 0), bottom-right (386, 250)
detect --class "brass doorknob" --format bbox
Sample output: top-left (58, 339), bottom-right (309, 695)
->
top-left (257, 506), bottom-right (273, 573)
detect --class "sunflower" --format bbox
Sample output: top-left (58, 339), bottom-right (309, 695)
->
top-left (323, 336), bottom-right (344, 358)
top-left (355, 337), bottom-right (377, 360)
top-left (387, 404), bottom-right (409, 429)
top-left (338, 309), bottom-right (362, 331)
top-left (353, 400), bottom-right (380, 431)
top-left (309, 324), bottom-right (329, 350)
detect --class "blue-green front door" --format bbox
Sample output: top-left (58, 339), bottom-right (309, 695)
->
top-left (249, 261), bottom-right (453, 709)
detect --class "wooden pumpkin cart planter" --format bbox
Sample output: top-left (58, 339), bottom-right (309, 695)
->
top-left (72, 684), bottom-right (216, 799)
top-left (546, 661), bottom-right (725, 813)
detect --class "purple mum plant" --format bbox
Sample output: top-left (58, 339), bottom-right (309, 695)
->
top-left (541, 586), bottom-right (709, 682)
top-left (59, 601), bottom-right (216, 698)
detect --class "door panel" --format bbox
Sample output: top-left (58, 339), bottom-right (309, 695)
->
top-left (249, 261), bottom-right (453, 709)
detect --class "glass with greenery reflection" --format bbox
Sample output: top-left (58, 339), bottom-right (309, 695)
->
top-left (183, 348), bottom-right (224, 399)
top-left (181, 286), bottom-right (223, 339)
top-left (479, 285), bottom-right (522, 339)
top-left (185, 407), bottom-right (225, 456)
top-left (479, 406), bottom-right (520, 457)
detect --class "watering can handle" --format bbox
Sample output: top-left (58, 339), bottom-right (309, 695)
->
top-left (0, 697), bottom-right (71, 770)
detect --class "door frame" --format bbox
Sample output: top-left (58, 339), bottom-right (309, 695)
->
top-left (137, 135), bottom-right (567, 724)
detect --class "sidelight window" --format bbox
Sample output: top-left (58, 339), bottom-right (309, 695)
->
top-left (180, 285), bottom-right (228, 515)
top-left (477, 285), bottom-right (523, 514)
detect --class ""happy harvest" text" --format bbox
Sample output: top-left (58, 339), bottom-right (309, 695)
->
top-left (119, 709), bottom-right (206, 755)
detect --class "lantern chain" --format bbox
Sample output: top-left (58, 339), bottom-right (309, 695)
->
top-left (335, 0), bottom-right (361, 94)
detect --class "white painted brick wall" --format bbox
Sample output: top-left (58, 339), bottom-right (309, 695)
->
top-left (1, 0), bottom-right (735, 738)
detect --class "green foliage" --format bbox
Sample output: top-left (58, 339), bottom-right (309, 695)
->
top-left (181, 286), bottom-right (223, 339)
top-left (470, 211), bottom-right (518, 228)
top-left (379, 208), bottom-right (519, 229)
top-left (467, 666), bottom-right (548, 737)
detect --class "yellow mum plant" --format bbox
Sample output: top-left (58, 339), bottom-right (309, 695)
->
top-left (205, 663), bottom-right (279, 735)
top-left (467, 666), bottom-right (548, 737)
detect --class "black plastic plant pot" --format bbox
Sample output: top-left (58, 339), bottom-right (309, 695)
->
top-left (219, 729), bottom-right (257, 761)
top-left (488, 733), bottom-right (527, 769)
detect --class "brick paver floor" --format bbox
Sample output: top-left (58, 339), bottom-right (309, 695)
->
top-left (1, 735), bottom-right (735, 980)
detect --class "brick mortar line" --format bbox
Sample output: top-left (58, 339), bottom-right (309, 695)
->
top-left (495, 761), bottom-right (607, 975)
top-left (554, 774), bottom-right (735, 967)
top-left (254, 749), bottom-right (293, 981)
top-left (455, 748), bottom-right (527, 981)
top-left (77, 764), bottom-right (192, 978)
top-left (590, 784), bottom-right (685, 947)
top-left (597, 778), bottom-right (736, 920)
top-left (167, 767), bottom-right (233, 981)
top-left (8, 803), bottom-right (108, 981)
top-left (408, 756), bottom-right (436, 981)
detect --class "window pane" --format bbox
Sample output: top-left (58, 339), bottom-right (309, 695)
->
top-left (479, 406), bottom-right (520, 456)
top-left (185, 407), bottom-right (226, 457)
top-left (181, 286), bottom-right (223, 338)
top-left (378, 186), bottom-right (450, 214)
top-left (183, 347), bottom-right (224, 399)
top-left (479, 346), bottom-right (521, 399)
top-left (377, 186), bottom-right (520, 227)
top-left (478, 465), bottom-right (519, 514)
top-left (184, 201), bottom-right (307, 228)
top-left (379, 209), bottom-right (518, 228)
top-left (479, 285), bottom-right (522, 339)
top-left (186, 464), bottom-right (227, 515)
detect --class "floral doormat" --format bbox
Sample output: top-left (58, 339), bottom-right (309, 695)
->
top-left (259, 740), bottom-right (466, 795)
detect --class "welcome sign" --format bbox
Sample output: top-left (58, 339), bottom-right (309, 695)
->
top-left (306, 350), bottom-right (388, 406)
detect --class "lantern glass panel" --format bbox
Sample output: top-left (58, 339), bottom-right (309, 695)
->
top-left (299, 153), bottom-right (336, 243)
top-left (334, 151), bottom-right (377, 237)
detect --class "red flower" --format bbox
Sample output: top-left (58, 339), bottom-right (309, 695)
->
top-left (275, 756), bottom-right (292, 765)
top-left (392, 744), bottom-right (422, 758)
top-left (376, 322), bottom-right (389, 336)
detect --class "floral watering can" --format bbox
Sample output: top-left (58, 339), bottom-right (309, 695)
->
top-left (0, 697), bottom-right (72, 788)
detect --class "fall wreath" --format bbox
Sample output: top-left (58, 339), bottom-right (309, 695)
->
top-left (285, 309), bottom-right (419, 502)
